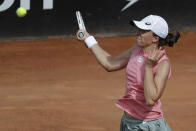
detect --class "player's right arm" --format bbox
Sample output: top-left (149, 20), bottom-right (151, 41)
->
top-left (91, 44), bottom-right (137, 71)
top-left (76, 30), bottom-right (137, 72)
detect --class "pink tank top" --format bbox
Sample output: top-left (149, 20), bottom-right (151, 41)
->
top-left (115, 47), bottom-right (171, 121)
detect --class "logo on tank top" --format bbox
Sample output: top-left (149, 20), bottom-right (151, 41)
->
top-left (137, 56), bottom-right (144, 63)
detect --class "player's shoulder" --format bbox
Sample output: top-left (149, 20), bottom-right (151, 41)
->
top-left (128, 45), bottom-right (140, 56)
top-left (128, 44), bottom-right (138, 53)
top-left (156, 59), bottom-right (170, 74)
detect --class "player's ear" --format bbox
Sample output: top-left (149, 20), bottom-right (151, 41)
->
top-left (152, 35), bottom-right (159, 43)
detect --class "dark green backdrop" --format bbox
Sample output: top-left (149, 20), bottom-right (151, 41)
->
top-left (0, 0), bottom-right (195, 39)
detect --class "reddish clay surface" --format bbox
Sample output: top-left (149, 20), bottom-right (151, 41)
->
top-left (0, 32), bottom-right (196, 131)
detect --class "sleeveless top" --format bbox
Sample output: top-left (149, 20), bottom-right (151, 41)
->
top-left (115, 47), bottom-right (171, 121)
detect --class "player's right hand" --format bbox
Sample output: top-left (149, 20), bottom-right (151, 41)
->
top-left (76, 30), bottom-right (90, 41)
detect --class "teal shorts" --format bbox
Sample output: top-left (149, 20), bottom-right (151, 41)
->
top-left (120, 113), bottom-right (171, 131)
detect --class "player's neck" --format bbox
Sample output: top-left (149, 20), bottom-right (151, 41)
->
top-left (142, 43), bottom-right (157, 54)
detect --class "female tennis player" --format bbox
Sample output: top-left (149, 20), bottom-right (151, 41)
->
top-left (76, 15), bottom-right (180, 131)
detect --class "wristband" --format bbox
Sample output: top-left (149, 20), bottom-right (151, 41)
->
top-left (84, 36), bottom-right (98, 48)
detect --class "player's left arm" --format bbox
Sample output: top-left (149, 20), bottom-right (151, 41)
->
top-left (143, 46), bottom-right (170, 106)
top-left (144, 60), bottom-right (170, 106)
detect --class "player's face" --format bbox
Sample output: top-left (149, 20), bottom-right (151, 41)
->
top-left (136, 29), bottom-right (155, 47)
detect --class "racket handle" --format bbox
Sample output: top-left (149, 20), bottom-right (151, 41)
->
top-left (78, 32), bottom-right (84, 39)
top-left (77, 31), bottom-right (88, 48)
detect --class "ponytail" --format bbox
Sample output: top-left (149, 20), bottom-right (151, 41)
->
top-left (154, 31), bottom-right (180, 47)
top-left (165, 31), bottom-right (180, 47)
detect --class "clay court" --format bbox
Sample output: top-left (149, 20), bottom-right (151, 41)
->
top-left (0, 32), bottom-right (195, 131)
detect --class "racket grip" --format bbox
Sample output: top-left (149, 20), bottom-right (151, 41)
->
top-left (77, 31), bottom-right (88, 48)
top-left (78, 32), bottom-right (85, 39)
